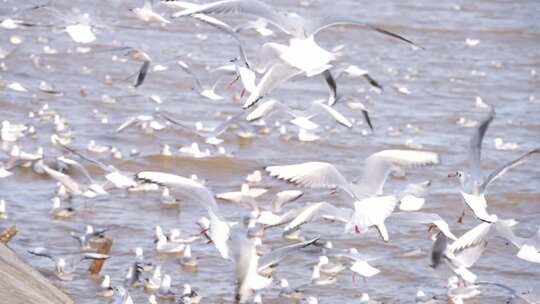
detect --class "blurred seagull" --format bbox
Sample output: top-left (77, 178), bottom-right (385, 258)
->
top-left (27, 247), bottom-right (109, 281)
top-left (449, 105), bottom-right (540, 223)
top-left (135, 171), bottom-right (235, 259)
top-left (131, 0), bottom-right (170, 24)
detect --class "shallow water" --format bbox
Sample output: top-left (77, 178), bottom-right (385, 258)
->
top-left (0, 0), bottom-right (539, 303)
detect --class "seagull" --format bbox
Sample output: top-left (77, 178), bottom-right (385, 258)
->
top-left (70, 225), bottom-right (108, 251)
top-left (216, 183), bottom-right (267, 209)
top-left (56, 156), bottom-right (108, 195)
top-left (172, 0), bottom-right (421, 108)
top-left (177, 60), bottom-right (225, 101)
top-left (98, 274), bottom-right (114, 297)
top-left (157, 274), bottom-right (176, 300)
top-left (34, 160), bottom-right (102, 199)
top-left (389, 211), bottom-right (458, 241)
top-left (430, 218), bottom-right (518, 283)
top-left (271, 189), bottom-right (303, 212)
top-left (112, 287), bottom-right (134, 304)
top-left (449, 105), bottom-right (540, 223)
top-left (50, 196), bottom-right (75, 219)
top-left (27, 247), bottom-right (109, 281)
top-left (257, 237), bottom-right (319, 274)
top-left (398, 180), bottom-right (431, 211)
top-left (144, 265), bottom-right (163, 291)
top-left (232, 234), bottom-right (273, 303)
top-left (156, 233), bottom-right (186, 254)
top-left (115, 114), bottom-right (167, 134)
top-left (246, 99), bottom-right (353, 130)
top-left (135, 171), bottom-right (235, 259)
top-left (180, 283), bottom-right (202, 304)
top-left (131, 0), bottom-right (170, 24)
top-left (345, 196), bottom-right (399, 242)
top-left (266, 149), bottom-right (439, 200)
top-left (180, 244), bottom-right (198, 269)
top-left (62, 145), bottom-right (137, 189)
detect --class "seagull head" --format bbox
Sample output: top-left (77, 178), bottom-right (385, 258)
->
top-left (448, 171), bottom-right (466, 187)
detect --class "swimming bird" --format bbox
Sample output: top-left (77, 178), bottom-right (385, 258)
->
top-left (266, 149), bottom-right (439, 200)
top-left (112, 287), bottom-right (134, 304)
top-left (98, 274), bottom-right (114, 297)
top-left (49, 196), bottom-right (75, 219)
top-left (180, 244), bottom-right (198, 269)
top-left (157, 274), bottom-right (176, 300)
top-left (27, 247), bottom-right (109, 281)
top-left (449, 105), bottom-right (540, 223)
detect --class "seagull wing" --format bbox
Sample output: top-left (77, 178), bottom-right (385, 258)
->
top-left (468, 105), bottom-right (495, 188)
top-left (258, 237), bottom-right (319, 271)
top-left (115, 116), bottom-right (138, 133)
top-left (284, 202), bottom-right (352, 232)
top-left (134, 60), bottom-right (151, 88)
top-left (266, 162), bottom-right (356, 198)
top-left (37, 161), bottom-right (83, 195)
top-left (390, 211), bottom-right (457, 241)
top-left (177, 60), bottom-right (203, 90)
top-left (448, 222), bottom-right (491, 268)
top-left (313, 102), bottom-right (353, 128)
top-left (135, 171), bottom-right (218, 212)
top-left (61, 145), bottom-right (113, 173)
top-left (355, 149), bottom-right (439, 197)
top-left (306, 16), bottom-right (422, 49)
top-left (322, 70), bottom-right (338, 105)
top-left (480, 147), bottom-right (540, 193)
top-left (172, 0), bottom-right (297, 36)
top-left (190, 13), bottom-right (250, 67)
top-left (28, 247), bottom-right (57, 265)
top-left (243, 62), bottom-right (303, 109)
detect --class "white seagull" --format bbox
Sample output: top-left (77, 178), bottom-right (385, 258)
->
top-left (266, 149), bottom-right (440, 199)
top-left (449, 105), bottom-right (540, 223)
top-left (135, 171), bottom-right (235, 259)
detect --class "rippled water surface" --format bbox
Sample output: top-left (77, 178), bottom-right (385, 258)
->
top-left (1, 0), bottom-right (539, 303)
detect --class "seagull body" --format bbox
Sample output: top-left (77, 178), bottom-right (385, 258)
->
top-left (232, 235), bottom-right (273, 303)
top-left (132, 0), bottom-right (170, 24)
top-left (98, 274), bottom-right (114, 297)
top-left (450, 105), bottom-right (540, 223)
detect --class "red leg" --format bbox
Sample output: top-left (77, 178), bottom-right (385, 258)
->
top-left (457, 210), bottom-right (465, 224)
top-left (355, 225), bottom-right (361, 234)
